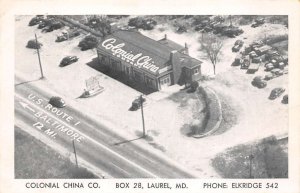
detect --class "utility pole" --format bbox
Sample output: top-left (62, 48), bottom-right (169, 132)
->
top-left (140, 95), bottom-right (146, 138)
top-left (72, 140), bottom-right (78, 167)
top-left (229, 15), bottom-right (232, 27)
top-left (35, 33), bottom-right (44, 79)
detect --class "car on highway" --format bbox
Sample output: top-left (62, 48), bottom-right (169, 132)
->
top-left (269, 87), bottom-right (285, 100)
top-left (252, 76), bottom-right (267, 88)
top-left (49, 96), bottom-right (66, 108)
top-left (60, 56), bottom-right (79, 67)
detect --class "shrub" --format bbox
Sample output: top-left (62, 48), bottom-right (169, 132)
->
top-left (191, 81), bottom-right (199, 90)
top-left (128, 17), bottom-right (157, 30)
top-left (26, 39), bottom-right (42, 49)
top-left (266, 34), bottom-right (288, 45)
top-left (78, 35), bottom-right (98, 51)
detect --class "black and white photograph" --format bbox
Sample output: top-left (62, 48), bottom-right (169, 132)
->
top-left (1, 1), bottom-right (300, 192)
top-left (14, 14), bottom-right (289, 179)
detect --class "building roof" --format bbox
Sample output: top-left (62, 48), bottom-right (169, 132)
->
top-left (257, 45), bottom-right (272, 53)
top-left (157, 37), bottom-right (185, 51)
top-left (178, 54), bottom-right (202, 69)
top-left (97, 30), bottom-right (201, 75)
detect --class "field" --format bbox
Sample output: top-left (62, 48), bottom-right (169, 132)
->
top-left (15, 126), bottom-right (97, 179)
top-left (211, 136), bottom-right (288, 178)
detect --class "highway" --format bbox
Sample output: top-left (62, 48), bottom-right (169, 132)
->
top-left (15, 76), bottom-right (195, 178)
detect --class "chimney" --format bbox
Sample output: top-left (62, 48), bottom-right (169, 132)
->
top-left (170, 51), bottom-right (182, 84)
top-left (170, 50), bottom-right (178, 62)
top-left (164, 34), bottom-right (167, 40)
top-left (184, 42), bottom-right (189, 55)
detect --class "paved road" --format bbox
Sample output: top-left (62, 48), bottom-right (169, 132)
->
top-left (15, 76), bottom-right (195, 178)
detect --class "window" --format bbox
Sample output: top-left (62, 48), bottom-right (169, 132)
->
top-left (160, 76), bottom-right (170, 85)
top-left (194, 68), bottom-right (199, 75)
top-left (98, 53), bottom-right (109, 65)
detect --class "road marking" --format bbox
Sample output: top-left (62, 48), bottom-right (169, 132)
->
top-left (19, 101), bottom-right (35, 112)
top-left (135, 151), bottom-right (156, 164)
top-left (15, 93), bottom-right (158, 178)
top-left (110, 162), bottom-right (130, 177)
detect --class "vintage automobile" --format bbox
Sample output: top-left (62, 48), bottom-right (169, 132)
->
top-left (49, 96), bottom-right (66, 108)
top-left (56, 29), bottom-right (80, 42)
top-left (232, 40), bottom-right (244, 52)
top-left (28, 16), bottom-right (45, 26)
top-left (42, 21), bottom-right (64, 32)
top-left (60, 56), bottom-right (79, 67)
top-left (282, 94), bottom-right (288, 104)
top-left (271, 68), bottom-right (284, 76)
top-left (251, 18), bottom-right (265, 28)
top-left (251, 76), bottom-right (267, 88)
top-left (264, 73), bottom-right (275, 80)
top-left (269, 87), bottom-right (285, 100)
top-left (265, 63), bottom-right (275, 71)
top-left (240, 56), bottom-right (251, 69)
top-left (130, 97), bottom-right (146, 111)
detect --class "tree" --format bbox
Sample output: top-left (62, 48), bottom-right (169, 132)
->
top-left (199, 33), bottom-right (223, 75)
top-left (87, 15), bottom-right (112, 37)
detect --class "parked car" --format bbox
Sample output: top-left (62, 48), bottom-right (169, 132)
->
top-left (56, 29), bottom-right (80, 42)
top-left (222, 26), bottom-right (244, 37)
top-left (251, 18), bottom-right (265, 28)
top-left (264, 73), bottom-right (275, 80)
top-left (49, 96), bottom-right (66, 108)
top-left (60, 56), bottom-right (79, 67)
top-left (269, 88), bottom-right (285, 100)
top-left (42, 21), bottom-right (64, 32)
top-left (265, 63), bottom-right (275, 71)
top-left (232, 45), bottom-right (241, 52)
top-left (240, 56), bottom-right (251, 69)
top-left (271, 68), bottom-right (284, 76)
top-left (233, 54), bottom-right (243, 66)
top-left (130, 97), bottom-right (146, 111)
top-left (247, 63), bottom-right (260, 74)
top-left (232, 40), bottom-right (244, 52)
top-left (282, 94), bottom-right (288, 104)
top-left (252, 76), bottom-right (267, 88)
top-left (252, 57), bottom-right (262, 63)
top-left (38, 21), bottom-right (47, 29)
top-left (28, 16), bottom-right (45, 26)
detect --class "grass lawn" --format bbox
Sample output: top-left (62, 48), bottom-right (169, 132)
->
top-left (211, 136), bottom-right (288, 178)
top-left (15, 126), bottom-right (98, 179)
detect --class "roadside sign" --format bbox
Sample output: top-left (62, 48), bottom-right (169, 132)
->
top-left (85, 75), bottom-right (101, 91)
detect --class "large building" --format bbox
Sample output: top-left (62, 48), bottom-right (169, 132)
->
top-left (96, 30), bottom-right (202, 91)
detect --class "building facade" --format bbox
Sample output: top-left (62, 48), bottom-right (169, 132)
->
top-left (96, 30), bottom-right (202, 91)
